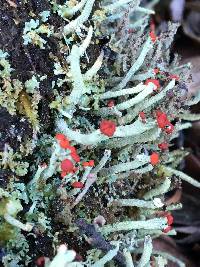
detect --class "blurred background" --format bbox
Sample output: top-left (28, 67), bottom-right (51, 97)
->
top-left (145, 0), bottom-right (200, 266)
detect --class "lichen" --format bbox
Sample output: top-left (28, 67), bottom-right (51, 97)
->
top-left (0, 0), bottom-right (199, 266)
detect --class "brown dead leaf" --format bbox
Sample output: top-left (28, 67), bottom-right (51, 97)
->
top-left (165, 189), bottom-right (182, 206)
top-left (153, 236), bottom-right (196, 267)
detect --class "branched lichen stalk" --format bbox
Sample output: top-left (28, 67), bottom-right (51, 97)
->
top-left (101, 155), bottom-right (150, 175)
top-left (57, 119), bottom-right (156, 145)
top-left (123, 79), bottom-right (175, 123)
top-left (84, 50), bottom-right (104, 81)
top-left (111, 198), bottom-right (157, 209)
top-left (124, 250), bottom-right (135, 267)
top-left (43, 143), bottom-right (61, 179)
top-left (137, 236), bottom-right (153, 267)
top-left (58, 0), bottom-right (88, 18)
top-left (143, 177), bottom-right (171, 200)
top-left (165, 166), bottom-right (200, 188)
top-left (64, 0), bottom-right (96, 34)
top-left (91, 243), bottom-right (120, 267)
top-left (72, 150), bottom-right (111, 207)
top-left (100, 83), bottom-right (155, 115)
top-left (64, 26), bottom-right (93, 118)
top-left (4, 214), bottom-right (33, 232)
top-left (100, 83), bottom-right (146, 100)
top-left (101, 218), bottom-right (167, 235)
top-left (114, 38), bottom-right (153, 90)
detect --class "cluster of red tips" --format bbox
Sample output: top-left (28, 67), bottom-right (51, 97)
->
top-left (82, 160), bottom-right (95, 167)
top-left (71, 181), bottom-right (84, 189)
top-left (107, 100), bottom-right (115, 107)
top-left (56, 133), bottom-right (81, 164)
top-left (145, 79), bottom-right (160, 91)
top-left (71, 152), bottom-right (80, 163)
top-left (69, 146), bottom-right (80, 163)
top-left (56, 133), bottom-right (70, 149)
top-left (158, 142), bottom-right (169, 151)
top-left (139, 111), bottom-right (146, 123)
top-left (150, 152), bottom-right (160, 165)
top-left (156, 111), bottom-right (174, 134)
top-left (60, 159), bottom-right (78, 178)
top-left (156, 111), bottom-right (168, 128)
top-left (61, 159), bottom-right (74, 172)
top-left (163, 213), bottom-right (174, 233)
top-left (55, 133), bottom-right (65, 140)
top-left (100, 120), bottom-right (116, 137)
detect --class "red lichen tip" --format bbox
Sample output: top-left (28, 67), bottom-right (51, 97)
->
top-left (156, 111), bottom-right (168, 129)
top-left (71, 152), bottom-right (81, 163)
top-left (72, 167), bottom-right (79, 173)
top-left (36, 256), bottom-right (45, 267)
top-left (68, 146), bottom-right (80, 162)
top-left (145, 79), bottom-right (160, 90)
top-left (139, 111), bottom-right (146, 123)
top-left (170, 74), bottom-right (179, 81)
top-left (82, 160), bottom-right (94, 167)
top-left (68, 146), bottom-right (76, 153)
top-left (61, 159), bottom-right (74, 173)
top-left (164, 123), bottom-right (174, 135)
top-left (56, 133), bottom-right (71, 149)
top-left (60, 139), bottom-right (70, 149)
top-left (61, 171), bottom-right (67, 178)
top-left (150, 31), bottom-right (157, 43)
top-left (82, 162), bottom-right (89, 167)
top-left (55, 133), bottom-right (66, 141)
top-left (100, 120), bottom-right (116, 137)
top-left (156, 111), bottom-right (174, 134)
top-left (107, 100), bottom-right (115, 107)
top-left (150, 152), bottom-right (160, 165)
top-left (162, 226), bottom-right (172, 234)
top-left (153, 68), bottom-right (159, 74)
top-left (71, 181), bottom-right (84, 189)
top-left (40, 162), bottom-right (47, 168)
top-left (158, 142), bottom-right (169, 150)
top-left (166, 213), bottom-right (174, 225)
top-left (88, 160), bottom-right (95, 167)
top-left (139, 111), bottom-right (146, 120)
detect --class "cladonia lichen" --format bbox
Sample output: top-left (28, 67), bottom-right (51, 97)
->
top-left (0, 0), bottom-right (199, 266)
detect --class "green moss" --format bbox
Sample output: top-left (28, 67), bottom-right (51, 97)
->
top-left (0, 198), bottom-right (9, 216)
top-left (0, 222), bottom-right (16, 244)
